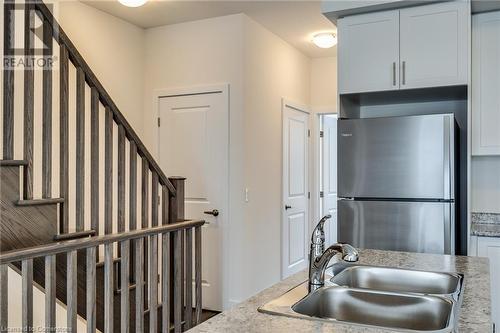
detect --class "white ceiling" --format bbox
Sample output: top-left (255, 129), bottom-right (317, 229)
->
top-left (81, 0), bottom-right (337, 58)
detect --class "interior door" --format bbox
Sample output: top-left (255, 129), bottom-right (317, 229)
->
top-left (321, 115), bottom-right (338, 246)
top-left (399, 1), bottom-right (468, 89)
top-left (282, 102), bottom-right (309, 279)
top-left (338, 10), bottom-right (400, 94)
top-left (158, 89), bottom-right (228, 311)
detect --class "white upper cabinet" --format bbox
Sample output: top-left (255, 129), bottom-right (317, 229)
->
top-left (472, 11), bottom-right (500, 156)
top-left (338, 11), bottom-right (400, 94)
top-left (400, 1), bottom-right (468, 89)
top-left (338, 1), bottom-right (469, 94)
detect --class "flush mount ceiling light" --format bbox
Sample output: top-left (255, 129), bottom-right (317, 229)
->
top-left (312, 33), bottom-right (337, 49)
top-left (118, 0), bottom-right (147, 7)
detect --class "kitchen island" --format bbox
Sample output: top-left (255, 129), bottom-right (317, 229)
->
top-left (188, 249), bottom-right (491, 333)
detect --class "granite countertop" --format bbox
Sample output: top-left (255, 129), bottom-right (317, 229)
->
top-left (188, 249), bottom-right (491, 333)
top-left (471, 212), bottom-right (500, 237)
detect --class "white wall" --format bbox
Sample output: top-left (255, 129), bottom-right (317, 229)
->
top-left (471, 157), bottom-right (500, 213)
top-left (57, 0), bottom-right (145, 135)
top-left (310, 56), bottom-right (338, 111)
top-left (230, 16), bottom-right (311, 304)
top-left (143, 13), bottom-right (311, 307)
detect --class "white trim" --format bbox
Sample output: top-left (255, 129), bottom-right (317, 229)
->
top-left (281, 98), bottom-right (311, 280)
top-left (311, 108), bottom-right (337, 237)
top-left (154, 83), bottom-right (231, 309)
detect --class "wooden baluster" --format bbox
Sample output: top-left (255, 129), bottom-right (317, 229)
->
top-left (142, 158), bottom-right (149, 308)
top-left (195, 226), bottom-right (202, 325)
top-left (22, 259), bottom-right (33, 332)
top-left (185, 228), bottom-right (193, 329)
top-left (135, 238), bottom-right (144, 332)
top-left (86, 247), bottom-right (96, 333)
top-left (149, 235), bottom-right (158, 333)
top-left (162, 186), bottom-right (169, 225)
top-left (42, 18), bottom-right (53, 198)
top-left (173, 230), bottom-right (182, 333)
top-left (152, 172), bottom-right (158, 227)
top-left (105, 107), bottom-right (113, 234)
top-left (45, 255), bottom-right (56, 330)
top-left (161, 233), bottom-right (170, 333)
top-left (118, 125), bottom-right (126, 233)
top-left (142, 158), bottom-right (150, 229)
top-left (169, 177), bottom-right (185, 327)
top-left (67, 251), bottom-right (77, 332)
top-left (76, 67), bottom-right (85, 231)
top-left (0, 264), bottom-right (7, 331)
top-left (59, 44), bottom-right (69, 233)
top-left (104, 243), bottom-right (114, 333)
top-left (120, 240), bottom-right (130, 333)
top-left (90, 88), bottom-right (100, 239)
top-left (23, 3), bottom-right (34, 200)
top-left (3, 0), bottom-right (15, 160)
top-left (130, 142), bottom-right (137, 280)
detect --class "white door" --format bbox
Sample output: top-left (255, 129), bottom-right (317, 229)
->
top-left (158, 88), bottom-right (228, 311)
top-left (338, 10), bottom-right (400, 94)
top-left (477, 237), bottom-right (500, 328)
top-left (282, 102), bottom-right (309, 279)
top-left (472, 11), bottom-right (500, 156)
top-left (399, 1), bottom-right (468, 89)
top-left (321, 115), bottom-right (338, 246)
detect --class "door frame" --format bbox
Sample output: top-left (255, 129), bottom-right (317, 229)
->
top-left (311, 108), bottom-right (337, 240)
top-left (281, 98), bottom-right (311, 279)
top-left (154, 83), bottom-right (231, 309)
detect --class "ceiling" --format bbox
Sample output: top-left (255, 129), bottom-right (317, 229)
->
top-left (81, 0), bottom-right (337, 58)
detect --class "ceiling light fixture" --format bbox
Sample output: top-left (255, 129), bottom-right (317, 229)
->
top-left (118, 0), bottom-right (147, 7)
top-left (312, 33), bottom-right (337, 49)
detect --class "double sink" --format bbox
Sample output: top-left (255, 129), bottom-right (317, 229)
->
top-left (259, 263), bottom-right (463, 332)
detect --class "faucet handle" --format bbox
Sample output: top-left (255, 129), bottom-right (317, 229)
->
top-left (311, 215), bottom-right (332, 244)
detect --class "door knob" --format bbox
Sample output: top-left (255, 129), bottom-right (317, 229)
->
top-left (285, 205), bottom-right (292, 210)
top-left (204, 209), bottom-right (219, 217)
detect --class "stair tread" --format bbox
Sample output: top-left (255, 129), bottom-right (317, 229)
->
top-left (16, 198), bottom-right (65, 206)
top-left (0, 160), bottom-right (28, 166)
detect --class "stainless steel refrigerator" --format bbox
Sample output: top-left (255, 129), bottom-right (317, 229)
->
top-left (337, 114), bottom-right (457, 255)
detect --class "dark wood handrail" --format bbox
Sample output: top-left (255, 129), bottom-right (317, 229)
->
top-left (31, 0), bottom-right (176, 195)
top-left (0, 220), bottom-right (204, 264)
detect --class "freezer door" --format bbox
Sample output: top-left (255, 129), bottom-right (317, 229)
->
top-left (338, 200), bottom-right (455, 255)
top-left (338, 114), bottom-right (454, 199)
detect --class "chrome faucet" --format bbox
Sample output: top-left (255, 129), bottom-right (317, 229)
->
top-left (308, 215), bottom-right (359, 293)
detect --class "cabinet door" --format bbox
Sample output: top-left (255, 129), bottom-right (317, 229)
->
top-left (400, 1), bottom-right (468, 89)
top-left (338, 10), bottom-right (399, 94)
top-left (472, 12), bottom-right (500, 156)
top-left (477, 237), bottom-right (500, 328)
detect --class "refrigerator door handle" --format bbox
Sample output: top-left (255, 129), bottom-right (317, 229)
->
top-left (443, 116), bottom-right (452, 201)
top-left (444, 204), bottom-right (455, 255)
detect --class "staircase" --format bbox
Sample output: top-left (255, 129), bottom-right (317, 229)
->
top-left (0, 1), bottom-right (204, 332)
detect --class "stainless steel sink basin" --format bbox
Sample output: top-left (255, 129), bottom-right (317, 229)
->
top-left (292, 287), bottom-right (454, 331)
top-left (330, 265), bottom-right (462, 296)
top-left (258, 263), bottom-right (464, 332)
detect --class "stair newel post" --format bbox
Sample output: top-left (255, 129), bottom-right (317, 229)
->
top-left (168, 177), bottom-right (185, 333)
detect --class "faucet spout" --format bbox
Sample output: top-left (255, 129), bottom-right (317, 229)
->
top-left (308, 242), bottom-right (359, 293)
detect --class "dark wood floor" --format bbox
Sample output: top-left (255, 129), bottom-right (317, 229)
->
top-left (200, 309), bottom-right (220, 323)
